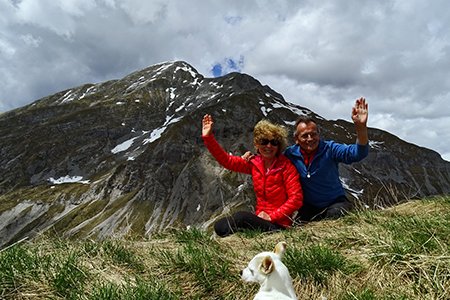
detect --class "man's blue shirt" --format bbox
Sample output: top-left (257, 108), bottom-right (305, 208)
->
top-left (284, 140), bottom-right (369, 208)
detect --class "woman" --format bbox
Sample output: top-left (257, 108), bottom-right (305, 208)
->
top-left (202, 114), bottom-right (303, 237)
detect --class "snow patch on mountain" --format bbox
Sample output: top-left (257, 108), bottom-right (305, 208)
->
top-left (111, 137), bottom-right (140, 154)
top-left (48, 176), bottom-right (90, 185)
top-left (144, 116), bottom-right (183, 144)
top-left (341, 177), bottom-right (363, 200)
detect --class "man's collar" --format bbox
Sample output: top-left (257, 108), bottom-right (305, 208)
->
top-left (300, 145), bottom-right (319, 156)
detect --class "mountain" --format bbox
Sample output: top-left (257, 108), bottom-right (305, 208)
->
top-left (1, 61), bottom-right (450, 248)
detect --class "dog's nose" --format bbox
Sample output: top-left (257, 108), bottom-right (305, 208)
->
top-left (239, 270), bottom-right (243, 276)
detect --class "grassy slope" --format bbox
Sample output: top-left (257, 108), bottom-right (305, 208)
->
top-left (1, 196), bottom-right (449, 300)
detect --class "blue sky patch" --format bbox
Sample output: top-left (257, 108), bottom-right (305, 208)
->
top-left (212, 57), bottom-right (244, 77)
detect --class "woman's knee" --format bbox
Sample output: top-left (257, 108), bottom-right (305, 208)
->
top-left (214, 217), bottom-right (232, 237)
top-left (232, 211), bottom-right (254, 221)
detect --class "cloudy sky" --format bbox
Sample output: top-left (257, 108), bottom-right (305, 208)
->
top-left (1, 0), bottom-right (450, 160)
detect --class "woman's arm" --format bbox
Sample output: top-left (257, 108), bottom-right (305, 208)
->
top-left (202, 115), bottom-right (252, 175)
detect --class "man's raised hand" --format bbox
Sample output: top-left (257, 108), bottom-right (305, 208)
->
top-left (351, 97), bottom-right (368, 126)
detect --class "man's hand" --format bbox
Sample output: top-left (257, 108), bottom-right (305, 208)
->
top-left (257, 211), bottom-right (271, 221)
top-left (351, 97), bottom-right (368, 126)
top-left (202, 114), bottom-right (213, 136)
top-left (351, 97), bottom-right (368, 146)
top-left (241, 151), bottom-right (256, 162)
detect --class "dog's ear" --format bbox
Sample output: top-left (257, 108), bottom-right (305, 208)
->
top-left (259, 255), bottom-right (275, 275)
top-left (273, 241), bottom-right (287, 258)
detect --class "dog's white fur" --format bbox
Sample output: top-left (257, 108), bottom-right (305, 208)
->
top-left (240, 241), bottom-right (298, 300)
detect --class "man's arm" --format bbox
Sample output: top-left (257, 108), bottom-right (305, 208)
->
top-left (351, 97), bottom-right (368, 146)
top-left (241, 151), bottom-right (255, 162)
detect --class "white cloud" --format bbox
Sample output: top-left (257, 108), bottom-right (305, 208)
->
top-left (1, 0), bottom-right (450, 160)
top-left (15, 1), bottom-right (78, 37)
top-left (118, 0), bottom-right (167, 24)
top-left (20, 34), bottom-right (43, 47)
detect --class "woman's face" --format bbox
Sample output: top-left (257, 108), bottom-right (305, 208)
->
top-left (255, 134), bottom-right (279, 160)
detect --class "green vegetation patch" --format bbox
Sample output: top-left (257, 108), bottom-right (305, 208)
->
top-left (286, 243), bottom-right (362, 284)
top-left (154, 228), bottom-right (238, 295)
top-left (1, 197), bottom-right (450, 299)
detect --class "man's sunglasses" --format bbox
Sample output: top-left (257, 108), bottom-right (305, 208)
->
top-left (258, 138), bottom-right (280, 146)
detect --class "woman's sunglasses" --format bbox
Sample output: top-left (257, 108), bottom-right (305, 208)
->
top-left (258, 138), bottom-right (280, 146)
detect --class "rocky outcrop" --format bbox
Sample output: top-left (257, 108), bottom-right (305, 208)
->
top-left (1, 61), bottom-right (449, 248)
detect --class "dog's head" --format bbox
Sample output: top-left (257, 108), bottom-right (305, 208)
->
top-left (240, 241), bottom-right (287, 284)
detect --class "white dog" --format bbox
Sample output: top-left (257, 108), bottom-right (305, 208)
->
top-left (240, 241), bottom-right (298, 300)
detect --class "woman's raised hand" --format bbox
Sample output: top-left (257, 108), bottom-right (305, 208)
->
top-left (202, 114), bottom-right (214, 136)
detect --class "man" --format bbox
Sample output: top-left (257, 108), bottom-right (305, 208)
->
top-left (284, 97), bottom-right (369, 222)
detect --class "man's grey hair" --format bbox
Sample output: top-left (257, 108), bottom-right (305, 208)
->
top-left (294, 115), bottom-right (320, 136)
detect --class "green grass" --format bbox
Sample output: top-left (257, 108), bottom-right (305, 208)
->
top-left (1, 196), bottom-right (450, 299)
top-left (49, 252), bottom-right (89, 299)
top-left (90, 277), bottom-right (180, 300)
top-left (101, 239), bottom-right (145, 271)
top-left (338, 288), bottom-right (411, 300)
top-left (155, 230), bottom-right (237, 295)
top-left (286, 243), bottom-right (362, 283)
top-left (0, 245), bottom-right (42, 291)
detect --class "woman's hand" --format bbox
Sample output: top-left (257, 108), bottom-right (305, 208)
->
top-left (257, 211), bottom-right (271, 221)
top-left (202, 114), bottom-right (214, 136)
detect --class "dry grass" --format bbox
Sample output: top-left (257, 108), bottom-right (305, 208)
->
top-left (1, 196), bottom-right (449, 299)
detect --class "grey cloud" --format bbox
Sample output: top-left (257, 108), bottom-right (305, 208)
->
top-left (1, 0), bottom-right (450, 160)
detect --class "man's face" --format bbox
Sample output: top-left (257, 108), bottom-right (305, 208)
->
top-left (294, 122), bottom-right (320, 154)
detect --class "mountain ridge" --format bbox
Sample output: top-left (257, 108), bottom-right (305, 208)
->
top-left (1, 61), bottom-right (449, 248)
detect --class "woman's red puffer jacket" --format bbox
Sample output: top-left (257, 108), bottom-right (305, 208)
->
top-left (203, 134), bottom-right (303, 228)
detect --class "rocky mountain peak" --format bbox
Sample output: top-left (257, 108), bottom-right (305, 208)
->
top-left (1, 61), bottom-right (449, 248)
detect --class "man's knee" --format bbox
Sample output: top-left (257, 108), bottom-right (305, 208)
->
top-left (325, 200), bottom-right (353, 218)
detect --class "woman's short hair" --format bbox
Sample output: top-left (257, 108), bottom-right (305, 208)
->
top-left (253, 119), bottom-right (289, 155)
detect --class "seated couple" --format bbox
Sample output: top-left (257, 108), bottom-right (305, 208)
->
top-left (202, 98), bottom-right (369, 237)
